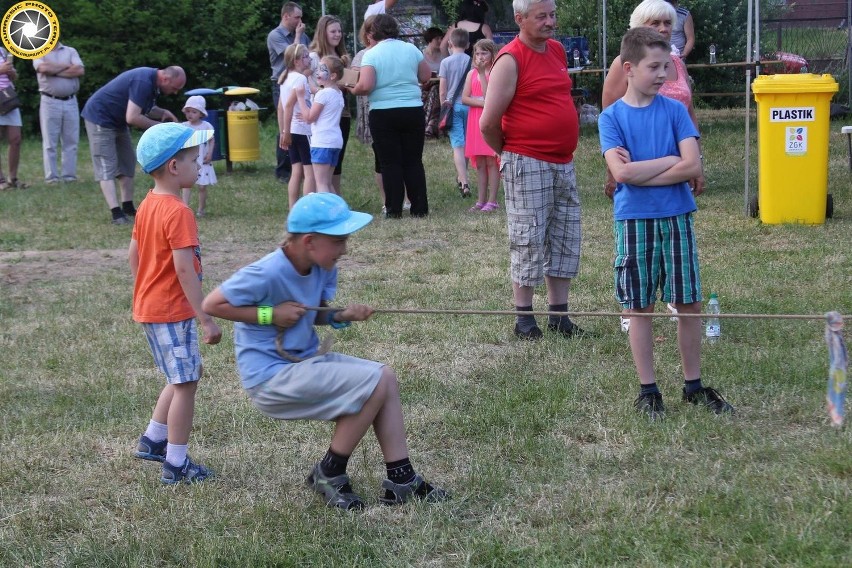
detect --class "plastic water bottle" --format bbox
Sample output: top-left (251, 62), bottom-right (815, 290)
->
top-left (705, 293), bottom-right (721, 343)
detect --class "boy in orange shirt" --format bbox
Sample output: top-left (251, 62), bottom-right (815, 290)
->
top-left (129, 123), bottom-right (222, 484)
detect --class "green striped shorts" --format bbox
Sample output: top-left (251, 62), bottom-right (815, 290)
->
top-left (613, 213), bottom-right (702, 309)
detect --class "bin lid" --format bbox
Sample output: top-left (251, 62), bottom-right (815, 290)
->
top-left (185, 88), bottom-right (221, 96)
top-left (752, 73), bottom-right (839, 94)
top-left (224, 87), bottom-right (260, 96)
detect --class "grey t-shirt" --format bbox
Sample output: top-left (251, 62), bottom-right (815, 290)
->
top-left (438, 52), bottom-right (470, 103)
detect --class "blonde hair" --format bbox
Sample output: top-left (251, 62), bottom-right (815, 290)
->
top-left (278, 43), bottom-right (309, 84)
top-left (473, 38), bottom-right (497, 62)
top-left (320, 55), bottom-right (345, 82)
top-left (310, 15), bottom-right (351, 67)
top-left (629, 0), bottom-right (677, 29)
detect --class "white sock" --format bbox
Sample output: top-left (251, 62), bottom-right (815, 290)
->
top-left (166, 443), bottom-right (188, 468)
top-left (144, 420), bottom-right (168, 442)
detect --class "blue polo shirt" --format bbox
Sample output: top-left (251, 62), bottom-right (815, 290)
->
top-left (81, 67), bottom-right (158, 129)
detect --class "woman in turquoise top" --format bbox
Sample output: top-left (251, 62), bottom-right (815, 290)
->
top-left (351, 14), bottom-right (432, 218)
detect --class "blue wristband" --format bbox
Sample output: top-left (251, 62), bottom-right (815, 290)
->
top-left (329, 310), bottom-right (351, 329)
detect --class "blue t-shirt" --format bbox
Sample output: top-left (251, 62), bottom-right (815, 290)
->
top-left (361, 39), bottom-right (424, 110)
top-left (219, 248), bottom-right (337, 389)
top-left (599, 95), bottom-right (699, 220)
top-left (81, 67), bottom-right (158, 129)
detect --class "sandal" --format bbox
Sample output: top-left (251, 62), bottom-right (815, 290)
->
top-left (461, 183), bottom-right (471, 198)
top-left (480, 202), bottom-right (500, 212)
top-left (468, 202), bottom-right (484, 212)
top-left (456, 179), bottom-right (464, 197)
top-left (0, 177), bottom-right (8, 191)
top-left (9, 179), bottom-right (29, 189)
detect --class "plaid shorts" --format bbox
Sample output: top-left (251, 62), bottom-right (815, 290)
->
top-left (500, 152), bottom-right (582, 286)
top-left (84, 120), bottom-right (136, 181)
top-left (613, 213), bottom-right (702, 309)
top-left (141, 319), bottom-right (202, 384)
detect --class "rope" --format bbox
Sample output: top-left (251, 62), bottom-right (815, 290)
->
top-left (303, 306), bottom-right (850, 321)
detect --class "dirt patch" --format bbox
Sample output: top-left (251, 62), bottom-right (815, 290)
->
top-left (0, 242), bottom-right (364, 288)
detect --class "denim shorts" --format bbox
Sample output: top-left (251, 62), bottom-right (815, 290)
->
top-left (142, 319), bottom-right (202, 384)
top-left (613, 212), bottom-right (702, 309)
top-left (448, 102), bottom-right (468, 149)
top-left (310, 146), bottom-right (341, 166)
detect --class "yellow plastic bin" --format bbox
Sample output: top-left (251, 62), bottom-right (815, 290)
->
top-left (226, 110), bottom-right (260, 161)
top-left (224, 86), bottom-right (261, 162)
top-left (752, 74), bottom-right (838, 224)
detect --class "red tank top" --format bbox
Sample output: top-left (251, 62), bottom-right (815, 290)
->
top-left (499, 38), bottom-right (578, 164)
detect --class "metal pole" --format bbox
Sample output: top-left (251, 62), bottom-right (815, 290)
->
top-left (847, 0), bottom-right (851, 108)
top-left (352, 0), bottom-right (358, 55)
top-left (744, 0), bottom-right (754, 216)
top-left (602, 0), bottom-right (608, 80)
top-left (321, 0), bottom-right (326, 16)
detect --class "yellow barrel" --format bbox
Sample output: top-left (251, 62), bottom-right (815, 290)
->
top-left (226, 110), bottom-right (260, 162)
top-left (752, 74), bottom-right (838, 224)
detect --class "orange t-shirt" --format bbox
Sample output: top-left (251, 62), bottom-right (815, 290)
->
top-left (131, 191), bottom-right (201, 323)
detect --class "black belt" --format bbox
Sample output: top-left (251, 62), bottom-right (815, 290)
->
top-left (41, 92), bottom-right (75, 100)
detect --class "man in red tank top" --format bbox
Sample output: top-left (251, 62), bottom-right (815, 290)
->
top-left (480, 0), bottom-right (588, 340)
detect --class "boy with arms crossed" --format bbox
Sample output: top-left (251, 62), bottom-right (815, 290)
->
top-left (131, 123), bottom-right (222, 482)
top-left (598, 28), bottom-right (733, 420)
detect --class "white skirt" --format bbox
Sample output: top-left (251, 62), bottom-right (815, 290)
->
top-left (196, 163), bottom-right (217, 186)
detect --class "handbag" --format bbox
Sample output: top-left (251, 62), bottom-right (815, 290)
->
top-left (438, 56), bottom-right (473, 136)
top-left (0, 84), bottom-right (21, 115)
top-left (438, 101), bottom-right (453, 133)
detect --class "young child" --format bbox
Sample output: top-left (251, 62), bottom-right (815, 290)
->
top-left (461, 39), bottom-right (499, 212)
top-left (180, 96), bottom-right (216, 217)
top-left (279, 43), bottom-right (315, 208)
top-left (598, 27), bottom-right (734, 420)
top-left (438, 28), bottom-right (471, 197)
top-left (131, 123), bottom-right (222, 483)
top-left (201, 192), bottom-right (448, 510)
top-left (303, 56), bottom-right (345, 195)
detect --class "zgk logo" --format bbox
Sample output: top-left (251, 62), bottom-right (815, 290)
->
top-left (1, 2), bottom-right (60, 59)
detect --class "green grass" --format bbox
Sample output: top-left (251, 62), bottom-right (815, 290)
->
top-left (0, 111), bottom-right (850, 566)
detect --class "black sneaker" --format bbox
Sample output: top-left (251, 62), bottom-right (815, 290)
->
top-left (634, 391), bottom-right (666, 421)
top-left (683, 386), bottom-right (735, 414)
top-left (379, 474), bottom-right (448, 505)
top-left (306, 463), bottom-right (365, 511)
top-left (111, 214), bottom-right (131, 225)
top-left (122, 203), bottom-right (137, 216)
top-left (513, 324), bottom-right (543, 340)
top-left (547, 319), bottom-right (593, 338)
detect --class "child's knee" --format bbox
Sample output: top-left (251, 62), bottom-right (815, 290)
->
top-left (378, 366), bottom-right (400, 396)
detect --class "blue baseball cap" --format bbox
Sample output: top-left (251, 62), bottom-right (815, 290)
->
top-left (287, 193), bottom-right (373, 236)
top-left (136, 122), bottom-right (213, 174)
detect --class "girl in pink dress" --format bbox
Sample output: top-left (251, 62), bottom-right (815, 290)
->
top-left (461, 39), bottom-right (499, 212)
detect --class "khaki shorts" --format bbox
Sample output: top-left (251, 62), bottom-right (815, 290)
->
top-left (246, 353), bottom-right (383, 421)
top-left (500, 152), bottom-right (582, 286)
top-left (84, 120), bottom-right (136, 181)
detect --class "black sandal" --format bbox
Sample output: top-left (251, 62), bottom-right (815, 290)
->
top-left (461, 183), bottom-right (471, 198)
